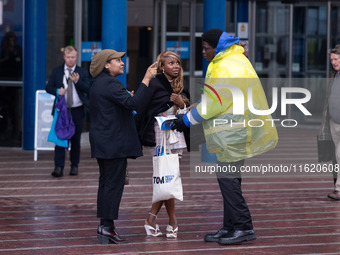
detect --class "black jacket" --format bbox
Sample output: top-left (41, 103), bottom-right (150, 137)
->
top-left (45, 64), bottom-right (90, 114)
top-left (89, 71), bottom-right (149, 159)
top-left (135, 73), bottom-right (190, 147)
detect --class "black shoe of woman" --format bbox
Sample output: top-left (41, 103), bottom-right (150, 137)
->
top-left (97, 225), bottom-right (128, 244)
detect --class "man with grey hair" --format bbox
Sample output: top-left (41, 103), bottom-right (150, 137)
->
top-left (327, 44), bottom-right (340, 200)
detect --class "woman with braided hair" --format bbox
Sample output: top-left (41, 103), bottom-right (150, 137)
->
top-left (135, 51), bottom-right (190, 238)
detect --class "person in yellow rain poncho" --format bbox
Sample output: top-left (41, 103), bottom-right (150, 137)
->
top-left (173, 29), bottom-right (278, 245)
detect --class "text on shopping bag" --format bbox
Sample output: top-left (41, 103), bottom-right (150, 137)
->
top-left (153, 175), bottom-right (175, 184)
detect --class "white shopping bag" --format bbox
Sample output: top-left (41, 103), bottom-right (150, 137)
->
top-left (152, 132), bottom-right (183, 203)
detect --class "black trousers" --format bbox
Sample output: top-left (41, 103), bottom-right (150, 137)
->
top-left (54, 106), bottom-right (84, 168)
top-left (216, 160), bottom-right (253, 231)
top-left (96, 157), bottom-right (127, 220)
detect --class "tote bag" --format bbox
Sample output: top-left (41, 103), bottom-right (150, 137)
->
top-left (47, 91), bottom-right (68, 148)
top-left (152, 132), bottom-right (183, 203)
top-left (55, 95), bottom-right (75, 140)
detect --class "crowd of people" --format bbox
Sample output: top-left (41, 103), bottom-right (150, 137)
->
top-left (45, 28), bottom-right (340, 246)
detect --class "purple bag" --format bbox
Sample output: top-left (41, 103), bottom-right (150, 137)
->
top-left (55, 95), bottom-right (75, 140)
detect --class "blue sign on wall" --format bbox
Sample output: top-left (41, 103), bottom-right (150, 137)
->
top-left (81, 41), bottom-right (102, 61)
top-left (166, 41), bottom-right (190, 59)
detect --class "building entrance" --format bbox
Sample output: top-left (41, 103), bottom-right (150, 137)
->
top-left (252, 0), bottom-right (340, 123)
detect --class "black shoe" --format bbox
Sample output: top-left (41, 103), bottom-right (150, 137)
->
top-left (51, 166), bottom-right (63, 177)
top-left (218, 229), bottom-right (256, 245)
top-left (327, 191), bottom-right (340, 200)
top-left (97, 226), bottom-right (128, 244)
top-left (70, 166), bottom-right (78, 176)
top-left (204, 228), bottom-right (230, 242)
top-left (97, 225), bottom-right (103, 235)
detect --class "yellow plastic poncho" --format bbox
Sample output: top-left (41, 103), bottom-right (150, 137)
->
top-left (186, 44), bottom-right (278, 162)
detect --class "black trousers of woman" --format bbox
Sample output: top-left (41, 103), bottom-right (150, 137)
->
top-left (96, 158), bottom-right (127, 220)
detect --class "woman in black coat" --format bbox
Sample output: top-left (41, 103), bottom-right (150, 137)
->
top-left (89, 49), bottom-right (156, 244)
top-left (136, 51), bottom-right (189, 238)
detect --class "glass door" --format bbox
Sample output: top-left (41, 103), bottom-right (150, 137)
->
top-left (254, 1), bottom-right (290, 78)
top-left (291, 2), bottom-right (328, 124)
top-left (253, 1), bottom-right (332, 124)
top-left (292, 3), bottom-right (328, 78)
top-left (154, 0), bottom-right (196, 81)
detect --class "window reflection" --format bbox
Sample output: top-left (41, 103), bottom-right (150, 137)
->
top-left (255, 1), bottom-right (289, 78)
top-left (331, 4), bottom-right (340, 47)
top-left (293, 5), bottom-right (327, 75)
top-left (0, 31), bottom-right (22, 80)
top-left (0, 0), bottom-right (23, 147)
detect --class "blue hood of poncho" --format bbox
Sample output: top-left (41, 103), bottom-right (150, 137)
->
top-left (215, 32), bottom-right (239, 56)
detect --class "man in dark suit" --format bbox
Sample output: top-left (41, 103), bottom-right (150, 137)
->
top-left (46, 45), bottom-right (90, 177)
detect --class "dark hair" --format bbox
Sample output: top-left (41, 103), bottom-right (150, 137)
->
top-left (202, 29), bottom-right (223, 49)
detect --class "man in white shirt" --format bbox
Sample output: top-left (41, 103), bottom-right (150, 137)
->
top-left (46, 45), bottom-right (90, 177)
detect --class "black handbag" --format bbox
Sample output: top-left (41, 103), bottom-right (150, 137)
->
top-left (317, 135), bottom-right (335, 163)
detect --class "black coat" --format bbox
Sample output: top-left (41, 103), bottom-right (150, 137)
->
top-left (45, 65), bottom-right (90, 114)
top-left (89, 72), bottom-right (149, 159)
top-left (135, 73), bottom-right (190, 147)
